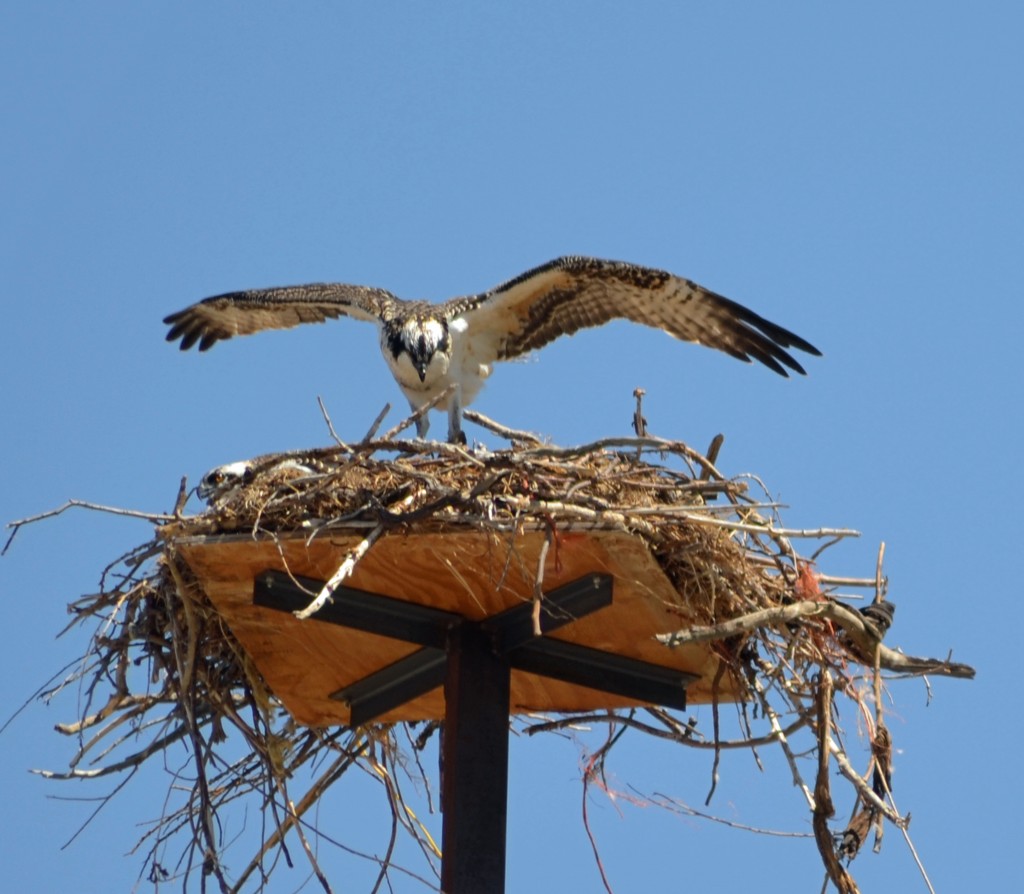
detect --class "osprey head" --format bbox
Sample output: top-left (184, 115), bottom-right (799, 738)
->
top-left (383, 315), bottom-right (451, 386)
top-left (197, 458), bottom-right (318, 505)
top-left (197, 460), bottom-right (254, 504)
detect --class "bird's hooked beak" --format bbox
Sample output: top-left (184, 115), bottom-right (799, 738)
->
top-left (414, 333), bottom-right (432, 381)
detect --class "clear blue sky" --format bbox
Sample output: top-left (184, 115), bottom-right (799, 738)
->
top-left (2, 4), bottom-right (1017, 891)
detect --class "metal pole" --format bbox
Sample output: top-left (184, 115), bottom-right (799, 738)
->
top-left (440, 622), bottom-right (511, 894)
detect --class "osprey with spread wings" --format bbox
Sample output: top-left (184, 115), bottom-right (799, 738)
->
top-left (164, 256), bottom-right (820, 441)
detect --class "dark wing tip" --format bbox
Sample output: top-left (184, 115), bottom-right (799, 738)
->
top-left (756, 318), bottom-right (822, 362)
top-left (713, 294), bottom-right (821, 375)
top-left (163, 306), bottom-right (221, 351)
top-left (752, 344), bottom-right (810, 378)
top-left (780, 331), bottom-right (822, 359)
top-left (761, 336), bottom-right (817, 376)
top-left (744, 342), bottom-right (799, 377)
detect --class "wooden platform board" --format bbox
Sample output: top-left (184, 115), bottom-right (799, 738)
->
top-left (175, 528), bottom-right (740, 726)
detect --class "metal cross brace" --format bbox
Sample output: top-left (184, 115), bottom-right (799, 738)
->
top-left (253, 568), bottom-right (697, 725)
top-left (252, 566), bottom-right (698, 893)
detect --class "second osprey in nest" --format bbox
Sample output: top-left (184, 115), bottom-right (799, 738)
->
top-left (164, 256), bottom-right (820, 442)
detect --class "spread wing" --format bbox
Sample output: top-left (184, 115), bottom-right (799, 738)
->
top-left (445, 256), bottom-right (821, 376)
top-left (164, 283), bottom-right (399, 351)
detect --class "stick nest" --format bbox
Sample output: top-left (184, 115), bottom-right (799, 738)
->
top-left (11, 416), bottom-right (973, 893)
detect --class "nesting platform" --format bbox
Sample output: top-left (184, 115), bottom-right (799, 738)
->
top-left (175, 527), bottom-right (741, 727)
top-left (27, 428), bottom-right (976, 891)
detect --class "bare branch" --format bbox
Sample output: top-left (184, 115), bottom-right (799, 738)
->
top-left (463, 409), bottom-right (544, 445)
top-left (4, 500), bottom-right (175, 554)
top-left (657, 600), bottom-right (975, 679)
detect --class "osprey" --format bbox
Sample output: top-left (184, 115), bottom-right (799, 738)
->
top-left (197, 457), bottom-right (320, 505)
top-left (164, 256), bottom-right (820, 441)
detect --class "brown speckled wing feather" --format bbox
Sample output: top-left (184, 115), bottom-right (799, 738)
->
top-left (446, 256), bottom-right (820, 376)
top-left (164, 283), bottom-right (398, 351)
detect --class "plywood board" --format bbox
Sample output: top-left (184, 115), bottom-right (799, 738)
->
top-left (175, 528), bottom-right (739, 726)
